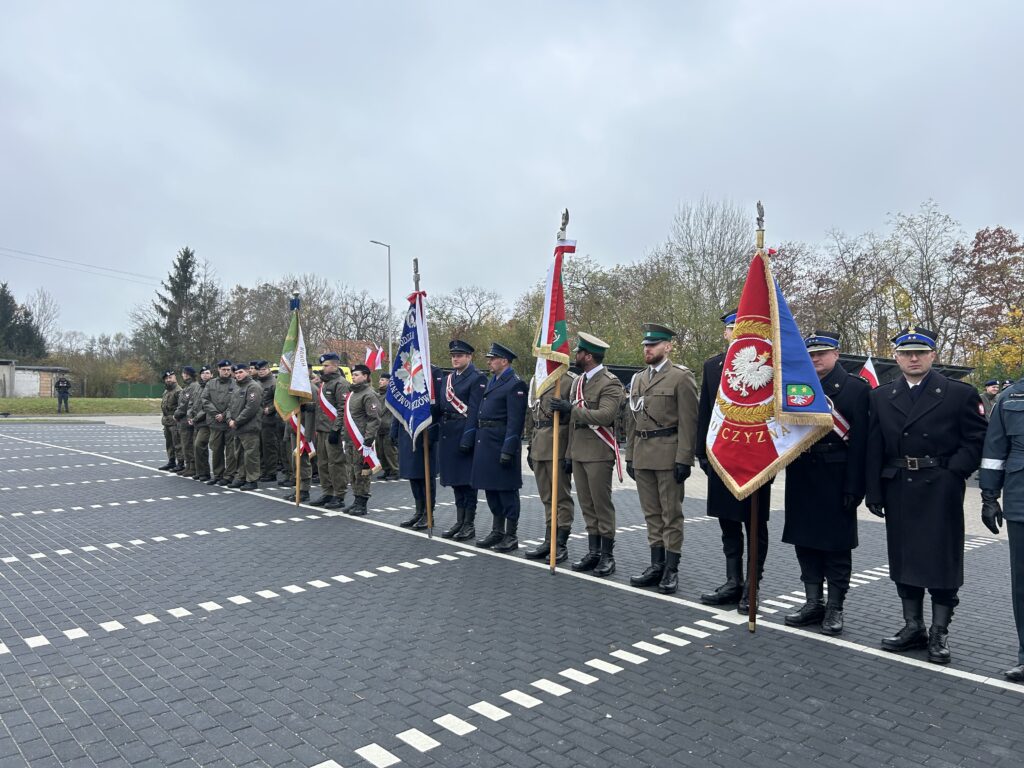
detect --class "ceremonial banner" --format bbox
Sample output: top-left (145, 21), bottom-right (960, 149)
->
top-left (707, 252), bottom-right (833, 499)
top-left (531, 238), bottom-right (575, 398)
top-left (385, 290), bottom-right (434, 442)
top-left (859, 355), bottom-right (879, 389)
top-left (274, 297), bottom-right (315, 455)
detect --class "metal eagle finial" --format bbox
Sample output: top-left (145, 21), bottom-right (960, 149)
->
top-left (756, 201), bottom-right (764, 231)
top-left (558, 208), bottom-right (569, 241)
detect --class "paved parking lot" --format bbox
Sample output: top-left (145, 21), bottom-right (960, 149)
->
top-left (0, 423), bottom-right (1022, 767)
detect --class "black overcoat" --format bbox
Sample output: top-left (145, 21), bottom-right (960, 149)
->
top-left (470, 368), bottom-right (528, 491)
top-left (438, 365), bottom-right (488, 487)
top-left (782, 363), bottom-right (870, 551)
top-left (865, 371), bottom-right (987, 589)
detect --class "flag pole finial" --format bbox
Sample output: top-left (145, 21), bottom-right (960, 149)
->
top-left (558, 208), bottom-right (569, 241)
top-left (755, 201), bottom-right (765, 251)
top-left (289, 289), bottom-right (301, 311)
top-left (413, 257), bottom-right (420, 291)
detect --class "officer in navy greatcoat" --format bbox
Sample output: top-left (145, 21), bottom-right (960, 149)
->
top-left (696, 309), bottom-right (773, 613)
top-left (472, 342), bottom-right (529, 553)
top-left (438, 339), bottom-right (488, 541)
top-left (392, 364), bottom-right (442, 530)
top-left (979, 377), bottom-right (1024, 681)
top-left (781, 331), bottom-right (870, 636)
top-left (866, 327), bottom-right (987, 664)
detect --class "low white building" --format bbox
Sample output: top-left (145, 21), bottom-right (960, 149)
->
top-left (0, 360), bottom-right (71, 398)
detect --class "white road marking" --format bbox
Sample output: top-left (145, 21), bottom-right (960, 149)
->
top-left (99, 621), bottom-right (124, 632)
top-left (468, 701), bottom-right (510, 721)
top-left (227, 596), bottom-right (252, 605)
top-left (633, 641), bottom-right (669, 655)
top-left (501, 689), bottom-right (544, 708)
top-left (167, 608), bottom-right (191, 618)
top-left (584, 658), bottom-right (623, 675)
top-left (654, 633), bottom-right (691, 647)
top-left (559, 668), bottom-right (599, 685)
top-left (433, 713), bottom-right (476, 735)
top-left (24, 635), bottom-right (50, 648)
top-left (610, 649), bottom-right (647, 664)
top-left (353, 743), bottom-right (400, 768)
top-left (673, 625), bottom-right (709, 639)
top-left (694, 619), bottom-right (729, 631)
top-left (63, 628), bottom-right (88, 640)
top-left (134, 614), bottom-right (159, 625)
top-left (395, 728), bottom-right (440, 752)
top-left (532, 678), bottom-right (572, 696)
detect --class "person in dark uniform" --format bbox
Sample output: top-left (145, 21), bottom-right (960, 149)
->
top-left (472, 342), bottom-right (529, 553)
top-left (438, 340), bottom-right (488, 540)
top-left (781, 331), bottom-right (870, 635)
top-left (866, 326), bottom-right (987, 664)
top-left (981, 379), bottom-right (1001, 420)
top-left (978, 377), bottom-right (1024, 680)
top-left (393, 364), bottom-right (442, 529)
top-left (54, 374), bottom-right (72, 413)
top-left (697, 309), bottom-right (772, 612)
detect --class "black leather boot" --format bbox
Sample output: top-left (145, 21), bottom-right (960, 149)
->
top-left (442, 507), bottom-right (465, 539)
top-left (345, 496), bottom-right (369, 517)
top-left (476, 514), bottom-right (505, 548)
top-left (820, 587), bottom-right (845, 636)
top-left (205, 476), bottom-right (222, 486)
top-left (784, 582), bottom-right (826, 626)
top-left (454, 508), bottom-right (476, 541)
top-left (593, 537), bottom-right (615, 577)
top-left (700, 556), bottom-right (744, 605)
top-left (571, 534), bottom-right (601, 572)
top-left (927, 602), bottom-right (953, 664)
top-left (737, 579), bottom-right (760, 614)
top-left (285, 490), bottom-right (309, 503)
top-left (555, 528), bottom-right (571, 563)
top-left (493, 518), bottom-right (519, 553)
top-left (158, 460), bottom-right (176, 471)
top-left (658, 551), bottom-right (680, 594)
top-left (881, 597), bottom-right (928, 652)
top-left (400, 500), bottom-right (425, 528)
top-left (524, 536), bottom-right (552, 560)
top-left (630, 546), bottom-right (666, 587)
top-left (309, 494), bottom-right (335, 508)
top-left (412, 502), bottom-right (431, 530)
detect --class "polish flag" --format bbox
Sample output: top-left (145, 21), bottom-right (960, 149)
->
top-left (859, 356), bottom-right (879, 389)
top-left (365, 345), bottom-right (386, 370)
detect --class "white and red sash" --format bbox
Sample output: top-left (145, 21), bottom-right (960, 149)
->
top-left (318, 382), bottom-right (338, 422)
top-left (826, 397), bottom-right (850, 442)
top-left (446, 373), bottom-right (468, 415)
top-left (574, 375), bottom-right (623, 481)
top-left (344, 393), bottom-right (381, 473)
top-left (288, 412), bottom-right (316, 456)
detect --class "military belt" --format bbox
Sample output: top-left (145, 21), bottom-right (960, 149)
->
top-left (890, 456), bottom-right (947, 470)
top-left (442, 413), bottom-right (467, 422)
top-left (534, 419), bottom-right (553, 428)
top-left (807, 443), bottom-right (846, 454)
top-left (479, 419), bottom-right (507, 428)
top-left (636, 426), bottom-right (677, 439)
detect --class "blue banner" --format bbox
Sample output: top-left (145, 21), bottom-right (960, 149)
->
top-left (385, 291), bottom-right (434, 444)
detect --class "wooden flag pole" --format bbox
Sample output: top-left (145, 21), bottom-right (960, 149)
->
top-left (294, 416), bottom-right (301, 506)
top-left (549, 410), bottom-right (560, 573)
top-left (748, 201), bottom-right (766, 633)
top-left (423, 433), bottom-right (433, 537)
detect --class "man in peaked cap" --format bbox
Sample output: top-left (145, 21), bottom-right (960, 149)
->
top-left (780, 331), bottom-right (870, 635)
top-left (472, 342), bottom-right (529, 552)
top-left (866, 326), bottom-right (986, 663)
top-left (159, 370), bottom-right (183, 471)
top-left (625, 323), bottom-right (699, 593)
top-left (202, 360), bottom-right (237, 485)
top-left (697, 309), bottom-right (774, 611)
top-left (173, 366), bottom-right (200, 477)
top-left (549, 333), bottom-right (625, 571)
top-left (438, 340), bottom-right (488, 540)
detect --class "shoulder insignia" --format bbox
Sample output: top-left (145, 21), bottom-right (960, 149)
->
top-left (566, 371), bottom-right (579, 380)
top-left (673, 364), bottom-right (690, 373)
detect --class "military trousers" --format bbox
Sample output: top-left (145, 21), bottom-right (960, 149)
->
top-left (261, 415), bottom-right (283, 477)
top-left (410, 477), bottom-right (437, 514)
top-left (635, 468), bottom-right (683, 553)
top-left (895, 583), bottom-right (959, 608)
top-left (177, 422), bottom-right (195, 474)
top-left (719, 518), bottom-right (769, 580)
top-left (193, 426), bottom-right (210, 478)
top-left (287, 432), bottom-right (312, 492)
top-left (315, 432), bottom-right (349, 497)
top-left (280, 422), bottom-right (293, 480)
top-left (225, 432), bottom-right (240, 480)
top-left (163, 424), bottom-right (182, 463)
top-left (485, 489), bottom-right (520, 521)
top-left (452, 485), bottom-right (478, 513)
top-left (377, 430), bottom-right (399, 476)
top-left (573, 459), bottom-right (618, 537)
top-left (346, 442), bottom-right (372, 498)
top-left (208, 428), bottom-right (229, 479)
top-left (794, 545), bottom-right (852, 595)
top-left (234, 431), bottom-right (261, 482)
top-left (1008, 521), bottom-right (1024, 664)
top-left (534, 459), bottom-right (574, 531)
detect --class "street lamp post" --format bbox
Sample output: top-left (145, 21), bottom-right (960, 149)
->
top-left (370, 240), bottom-right (392, 365)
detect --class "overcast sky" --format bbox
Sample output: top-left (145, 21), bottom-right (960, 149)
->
top-left (2, 1), bottom-right (1022, 338)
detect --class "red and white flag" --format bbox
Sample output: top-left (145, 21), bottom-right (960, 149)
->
top-left (859, 356), bottom-right (879, 389)
top-left (365, 344), bottom-right (386, 370)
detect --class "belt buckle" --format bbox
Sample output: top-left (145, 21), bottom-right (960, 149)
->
top-left (639, 430), bottom-right (648, 439)
top-left (905, 456), bottom-right (919, 471)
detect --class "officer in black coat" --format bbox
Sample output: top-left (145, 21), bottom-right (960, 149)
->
top-left (392, 364), bottom-right (442, 530)
top-left (781, 331), bottom-right (870, 635)
top-left (696, 309), bottom-right (772, 612)
top-left (438, 340), bottom-right (488, 541)
top-left (866, 327), bottom-right (987, 664)
top-left (472, 342), bottom-right (529, 553)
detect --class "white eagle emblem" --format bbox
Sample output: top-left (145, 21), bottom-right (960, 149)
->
top-left (725, 345), bottom-right (773, 397)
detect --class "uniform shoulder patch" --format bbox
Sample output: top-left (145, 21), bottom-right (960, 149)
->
top-left (673, 364), bottom-right (691, 373)
top-left (566, 371), bottom-right (579, 380)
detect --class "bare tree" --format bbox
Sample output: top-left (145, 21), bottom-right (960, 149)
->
top-left (24, 288), bottom-right (61, 346)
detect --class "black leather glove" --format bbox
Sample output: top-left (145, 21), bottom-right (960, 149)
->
top-left (674, 463), bottom-right (691, 484)
top-left (328, 432), bottom-right (340, 445)
top-left (626, 461), bottom-right (635, 480)
top-left (549, 398), bottom-right (572, 415)
top-left (982, 491), bottom-right (1004, 535)
top-left (563, 459), bottom-right (573, 476)
top-left (867, 503), bottom-right (885, 518)
top-left (842, 494), bottom-right (861, 513)
top-left (526, 454), bottom-right (534, 471)
top-left (500, 452), bottom-right (513, 468)
top-left (698, 457), bottom-right (710, 475)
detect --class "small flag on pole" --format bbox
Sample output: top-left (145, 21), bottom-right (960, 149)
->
top-left (859, 355), bottom-right (879, 389)
top-left (531, 225), bottom-right (574, 399)
top-left (385, 290), bottom-right (434, 441)
top-left (365, 344), bottom-right (386, 371)
top-left (275, 296), bottom-right (315, 455)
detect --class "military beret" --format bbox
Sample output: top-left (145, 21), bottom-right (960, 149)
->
top-left (319, 352), bottom-right (340, 364)
top-left (216, 359), bottom-right (232, 368)
top-left (379, 372), bottom-right (391, 380)
top-left (352, 364), bottom-right (371, 375)
top-left (255, 360), bottom-right (270, 369)
top-left (181, 365), bottom-right (196, 376)
top-left (485, 342), bottom-right (517, 361)
top-left (248, 360), bottom-right (260, 368)
top-left (199, 365), bottom-right (211, 373)
top-left (804, 330), bottom-right (840, 353)
top-left (891, 326), bottom-right (936, 351)
top-left (449, 339), bottom-right (475, 355)
top-left (720, 308), bottom-right (738, 326)
top-left (642, 323), bottom-right (676, 345)
top-left (985, 379), bottom-right (999, 387)
top-left (576, 332), bottom-right (610, 354)
top-left (232, 363), bottom-right (248, 372)
top-left (162, 370), bottom-right (176, 379)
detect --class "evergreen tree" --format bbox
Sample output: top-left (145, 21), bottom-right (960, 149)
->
top-left (146, 247), bottom-right (197, 372)
top-left (0, 283), bottom-right (47, 360)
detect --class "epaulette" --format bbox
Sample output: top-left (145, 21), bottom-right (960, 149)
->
top-left (603, 370), bottom-right (618, 381)
top-left (673, 364), bottom-right (691, 373)
top-left (566, 370), bottom-right (579, 380)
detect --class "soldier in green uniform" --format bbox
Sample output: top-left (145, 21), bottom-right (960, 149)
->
top-left (342, 364), bottom-right (382, 516)
top-left (202, 360), bottom-right (237, 486)
top-left (524, 366), bottom-right (576, 563)
top-left (190, 365), bottom-right (213, 482)
top-left (376, 373), bottom-right (399, 480)
top-left (625, 323), bottom-right (699, 594)
top-left (159, 370), bottom-right (183, 471)
top-left (256, 361), bottom-right (282, 481)
top-left (283, 366), bottom-right (317, 502)
top-left (551, 333), bottom-right (626, 575)
top-left (173, 366), bottom-right (200, 477)
top-left (227, 363), bottom-right (264, 490)
top-left (310, 353), bottom-right (351, 509)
